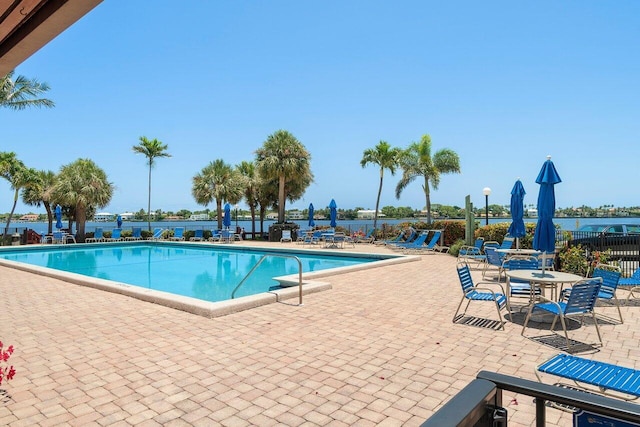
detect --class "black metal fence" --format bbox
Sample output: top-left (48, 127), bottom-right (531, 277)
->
top-left (558, 230), bottom-right (640, 277)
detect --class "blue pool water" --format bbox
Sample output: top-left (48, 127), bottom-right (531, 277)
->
top-left (0, 243), bottom-right (384, 302)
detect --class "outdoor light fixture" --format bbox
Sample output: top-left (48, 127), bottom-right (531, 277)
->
top-left (483, 187), bottom-right (491, 226)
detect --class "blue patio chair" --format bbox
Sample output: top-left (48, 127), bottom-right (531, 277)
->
top-left (482, 247), bottom-right (505, 280)
top-left (220, 229), bottom-right (234, 243)
top-left (209, 229), bottom-right (221, 242)
top-left (126, 227), bottom-right (142, 241)
top-left (536, 353), bottom-right (640, 401)
top-left (86, 228), bottom-right (104, 243)
top-left (500, 237), bottom-right (515, 250)
top-left (619, 267), bottom-right (640, 304)
top-left (522, 278), bottom-right (603, 352)
top-left (355, 229), bottom-right (376, 244)
top-left (458, 237), bottom-right (485, 264)
top-left (190, 229), bottom-right (204, 241)
top-left (503, 256), bottom-right (541, 310)
top-left (148, 228), bottom-right (164, 240)
top-left (170, 227), bottom-right (185, 241)
top-left (105, 228), bottom-right (123, 242)
top-left (453, 262), bottom-right (508, 330)
top-left (562, 264), bottom-right (623, 323)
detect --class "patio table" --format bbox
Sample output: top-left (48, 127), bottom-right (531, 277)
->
top-left (505, 269), bottom-right (583, 303)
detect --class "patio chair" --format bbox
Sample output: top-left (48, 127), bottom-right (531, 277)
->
top-left (619, 267), bottom-right (640, 304)
top-left (536, 353), bottom-right (640, 401)
top-left (500, 237), bottom-right (515, 250)
top-left (458, 237), bottom-right (485, 264)
top-left (404, 231), bottom-right (447, 253)
top-left (86, 228), bottom-right (104, 243)
top-left (503, 256), bottom-right (541, 310)
top-left (170, 227), bottom-right (185, 241)
top-left (148, 228), bottom-right (164, 240)
top-left (189, 229), bottom-right (204, 241)
top-left (522, 278), bottom-right (603, 352)
top-left (303, 230), bottom-right (322, 246)
top-left (208, 229), bottom-right (221, 242)
top-left (561, 264), bottom-right (623, 323)
top-left (374, 231), bottom-right (403, 246)
top-left (482, 247), bottom-right (505, 280)
top-left (125, 227), bottom-right (142, 241)
top-left (105, 228), bottom-right (123, 242)
top-left (390, 231), bottom-right (429, 250)
top-left (280, 230), bottom-right (293, 243)
top-left (355, 229), bottom-right (376, 244)
top-left (453, 262), bottom-right (508, 330)
top-left (220, 229), bottom-right (234, 243)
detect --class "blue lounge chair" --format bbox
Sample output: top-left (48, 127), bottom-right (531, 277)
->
top-left (355, 229), bottom-right (376, 244)
top-left (403, 231), bottom-right (447, 253)
top-left (190, 229), bottom-right (204, 241)
top-left (126, 227), bottom-right (142, 241)
top-left (453, 262), bottom-right (508, 330)
top-left (86, 228), bottom-right (104, 243)
top-left (391, 231), bottom-right (429, 250)
top-left (537, 353), bottom-right (640, 401)
top-left (148, 228), bottom-right (164, 240)
top-left (522, 278), bottom-right (603, 352)
top-left (170, 227), bottom-right (185, 241)
top-left (220, 229), bottom-right (234, 243)
top-left (105, 228), bottom-right (123, 242)
top-left (209, 229), bottom-right (221, 242)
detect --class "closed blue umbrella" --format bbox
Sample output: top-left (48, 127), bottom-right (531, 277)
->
top-left (533, 156), bottom-right (562, 272)
top-left (116, 215), bottom-right (122, 228)
top-left (507, 179), bottom-right (526, 249)
top-left (55, 204), bottom-right (63, 230)
top-left (223, 203), bottom-right (231, 229)
top-left (329, 199), bottom-right (337, 228)
top-left (308, 203), bottom-right (315, 227)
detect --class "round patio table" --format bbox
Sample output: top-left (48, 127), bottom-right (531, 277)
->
top-left (505, 269), bottom-right (583, 302)
top-left (496, 249), bottom-right (540, 256)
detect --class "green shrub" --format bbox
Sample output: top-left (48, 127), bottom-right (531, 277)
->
top-left (448, 239), bottom-right (466, 257)
top-left (557, 244), bottom-right (614, 276)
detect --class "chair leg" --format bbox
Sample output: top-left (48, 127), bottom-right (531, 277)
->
top-left (613, 295), bottom-right (624, 324)
top-left (494, 300), bottom-right (505, 330)
top-left (591, 312), bottom-right (603, 346)
top-left (558, 316), bottom-right (572, 352)
top-left (521, 305), bottom-right (535, 336)
top-left (453, 296), bottom-right (467, 322)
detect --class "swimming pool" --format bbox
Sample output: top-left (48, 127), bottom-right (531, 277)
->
top-left (0, 242), bottom-right (414, 317)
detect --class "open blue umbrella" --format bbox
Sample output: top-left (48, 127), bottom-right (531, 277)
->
top-left (223, 203), bottom-right (231, 229)
top-left (533, 156), bottom-right (562, 272)
top-left (54, 204), bottom-right (63, 229)
top-left (329, 199), bottom-right (337, 228)
top-left (116, 214), bottom-right (122, 228)
top-left (507, 179), bottom-right (526, 249)
top-left (308, 203), bottom-right (315, 227)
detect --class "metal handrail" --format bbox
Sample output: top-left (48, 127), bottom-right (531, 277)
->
top-left (231, 254), bottom-right (303, 305)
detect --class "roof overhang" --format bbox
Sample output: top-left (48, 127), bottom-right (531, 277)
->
top-left (0, 0), bottom-right (102, 76)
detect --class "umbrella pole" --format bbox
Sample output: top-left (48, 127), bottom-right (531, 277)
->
top-left (541, 252), bottom-right (546, 275)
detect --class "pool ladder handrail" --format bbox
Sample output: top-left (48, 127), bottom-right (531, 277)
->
top-left (231, 254), bottom-right (303, 305)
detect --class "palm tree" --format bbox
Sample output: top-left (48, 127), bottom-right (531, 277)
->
top-left (53, 159), bottom-right (114, 243)
top-left (395, 134), bottom-right (461, 224)
top-left (0, 71), bottom-right (54, 110)
top-left (360, 141), bottom-right (401, 233)
top-left (192, 160), bottom-right (245, 230)
top-left (132, 136), bottom-right (171, 231)
top-left (255, 130), bottom-right (312, 224)
top-left (22, 170), bottom-right (56, 234)
top-left (0, 152), bottom-right (38, 239)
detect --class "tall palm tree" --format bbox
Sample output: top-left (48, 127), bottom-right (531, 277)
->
top-left (132, 136), bottom-right (171, 231)
top-left (0, 152), bottom-right (38, 238)
top-left (53, 159), bottom-right (114, 243)
top-left (395, 134), bottom-right (461, 224)
top-left (360, 140), bottom-right (401, 233)
top-left (0, 71), bottom-right (54, 110)
top-left (192, 159), bottom-right (245, 230)
top-left (22, 170), bottom-right (56, 234)
top-left (255, 130), bottom-right (312, 223)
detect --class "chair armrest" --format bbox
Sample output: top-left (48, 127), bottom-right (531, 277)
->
top-left (475, 281), bottom-right (507, 294)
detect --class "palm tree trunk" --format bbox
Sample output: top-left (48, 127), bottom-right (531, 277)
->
top-left (3, 188), bottom-right (19, 239)
top-left (278, 175), bottom-right (286, 223)
top-left (45, 202), bottom-right (53, 234)
top-left (147, 163), bottom-right (152, 231)
top-left (76, 207), bottom-right (87, 242)
top-left (373, 169), bottom-right (384, 232)
top-left (423, 177), bottom-right (432, 224)
top-left (216, 199), bottom-right (223, 230)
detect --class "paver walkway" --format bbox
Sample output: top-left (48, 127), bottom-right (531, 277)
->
top-left (0, 241), bottom-right (638, 426)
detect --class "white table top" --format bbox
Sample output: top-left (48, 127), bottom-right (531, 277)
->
top-left (496, 249), bottom-right (541, 255)
top-left (505, 269), bottom-right (583, 284)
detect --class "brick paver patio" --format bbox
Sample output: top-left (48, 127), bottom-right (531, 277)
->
top-left (0, 240), bottom-right (638, 426)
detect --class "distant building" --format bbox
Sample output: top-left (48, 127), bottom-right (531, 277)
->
top-left (19, 214), bottom-right (39, 221)
top-left (527, 208), bottom-right (538, 218)
top-left (287, 210), bottom-right (304, 220)
top-left (120, 212), bottom-right (135, 221)
top-left (266, 213), bottom-right (278, 220)
top-left (189, 213), bottom-right (210, 221)
top-left (164, 215), bottom-right (183, 221)
top-left (94, 212), bottom-right (114, 222)
top-left (357, 210), bottom-right (384, 219)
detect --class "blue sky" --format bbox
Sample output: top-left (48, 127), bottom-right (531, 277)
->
top-left (2, 1), bottom-right (639, 215)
